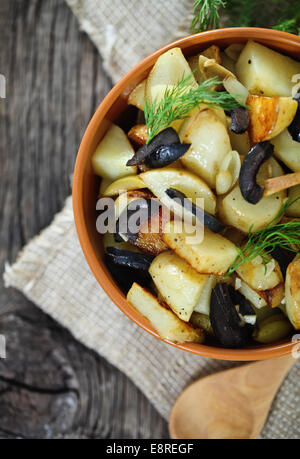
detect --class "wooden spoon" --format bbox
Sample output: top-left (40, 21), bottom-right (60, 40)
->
top-left (169, 354), bottom-right (295, 439)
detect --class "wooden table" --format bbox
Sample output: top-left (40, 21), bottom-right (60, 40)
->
top-left (0, 0), bottom-right (169, 439)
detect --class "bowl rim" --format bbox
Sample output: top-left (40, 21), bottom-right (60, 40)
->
top-left (73, 27), bottom-right (300, 361)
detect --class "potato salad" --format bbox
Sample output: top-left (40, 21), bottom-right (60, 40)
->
top-left (92, 41), bottom-right (300, 349)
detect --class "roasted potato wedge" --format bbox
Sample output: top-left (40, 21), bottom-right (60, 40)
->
top-left (228, 129), bottom-right (251, 156)
top-left (114, 190), bottom-right (154, 220)
top-left (149, 251), bottom-right (209, 322)
top-left (236, 256), bottom-right (283, 291)
top-left (140, 168), bottom-right (216, 215)
top-left (236, 40), bottom-right (300, 97)
top-left (135, 207), bottom-right (169, 255)
top-left (193, 275), bottom-right (217, 315)
top-left (92, 124), bottom-right (137, 180)
top-left (146, 47), bottom-right (197, 104)
top-left (253, 313), bottom-right (292, 343)
top-left (98, 178), bottom-right (112, 197)
top-left (202, 45), bottom-right (222, 63)
top-left (285, 259), bottom-right (300, 329)
top-left (286, 185), bottom-right (300, 217)
top-left (128, 124), bottom-right (148, 147)
top-left (163, 221), bottom-right (238, 276)
top-left (103, 175), bottom-right (145, 197)
top-left (247, 95), bottom-right (298, 143)
top-left (127, 283), bottom-right (205, 343)
top-left (114, 190), bottom-right (169, 255)
top-left (218, 158), bottom-right (286, 234)
top-left (224, 43), bottom-right (244, 62)
top-left (128, 79), bottom-right (146, 110)
top-left (179, 109), bottom-right (232, 188)
top-left (259, 283), bottom-right (285, 309)
top-left (271, 129), bottom-right (300, 172)
top-left (236, 255), bottom-right (284, 308)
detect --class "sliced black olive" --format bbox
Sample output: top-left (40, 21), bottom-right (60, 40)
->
top-left (165, 188), bottom-right (226, 233)
top-left (239, 141), bottom-right (274, 204)
top-left (288, 91), bottom-right (300, 143)
top-left (106, 247), bottom-right (155, 271)
top-left (268, 246), bottom-right (295, 277)
top-left (105, 256), bottom-right (151, 293)
top-left (230, 107), bottom-right (250, 134)
top-left (145, 143), bottom-right (191, 168)
top-left (126, 127), bottom-right (180, 166)
top-left (210, 283), bottom-right (251, 348)
top-left (115, 198), bottom-right (161, 244)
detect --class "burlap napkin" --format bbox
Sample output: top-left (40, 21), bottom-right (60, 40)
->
top-left (4, 0), bottom-right (300, 439)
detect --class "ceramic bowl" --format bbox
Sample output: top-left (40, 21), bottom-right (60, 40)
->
top-left (73, 28), bottom-right (300, 361)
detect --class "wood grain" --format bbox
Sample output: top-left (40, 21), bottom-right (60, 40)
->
top-left (0, 0), bottom-right (168, 439)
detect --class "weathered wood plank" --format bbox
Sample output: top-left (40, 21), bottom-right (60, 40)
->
top-left (0, 0), bottom-right (169, 439)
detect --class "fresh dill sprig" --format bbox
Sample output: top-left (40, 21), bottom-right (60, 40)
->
top-left (144, 74), bottom-right (245, 144)
top-left (273, 16), bottom-right (300, 35)
top-left (191, 0), bottom-right (226, 33)
top-left (190, 0), bottom-right (300, 35)
top-left (226, 197), bottom-right (300, 276)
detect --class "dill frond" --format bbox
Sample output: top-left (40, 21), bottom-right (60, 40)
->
top-left (191, 0), bottom-right (226, 33)
top-left (190, 0), bottom-right (300, 35)
top-left (226, 197), bottom-right (300, 276)
top-left (144, 74), bottom-right (245, 143)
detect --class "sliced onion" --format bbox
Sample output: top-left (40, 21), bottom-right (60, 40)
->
top-left (216, 170), bottom-right (233, 195)
top-left (223, 76), bottom-right (249, 105)
top-left (216, 151), bottom-right (241, 195)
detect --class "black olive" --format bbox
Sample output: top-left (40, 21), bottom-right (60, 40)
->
top-left (230, 107), bottom-right (250, 134)
top-left (239, 141), bottom-right (274, 204)
top-left (268, 246), bottom-right (295, 277)
top-left (105, 256), bottom-right (152, 293)
top-left (126, 127), bottom-right (180, 166)
top-left (144, 143), bottom-right (191, 168)
top-left (288, 91), bottom-right (300, 143)
top-left (165, 188), bottom-right (226, 233)
top-left (115, 198), bottom-right (161, 244)
top-left (210, 283), bottom-right (251, 348)
top-left (106, 247), bottom-right (155, 271)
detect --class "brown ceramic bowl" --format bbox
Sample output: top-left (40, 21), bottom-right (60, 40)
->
top-left (73, 27), bottom-right (300, 361)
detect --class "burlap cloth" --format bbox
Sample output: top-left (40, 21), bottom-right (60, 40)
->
top-left (4, 0), bottom-right (300, 439)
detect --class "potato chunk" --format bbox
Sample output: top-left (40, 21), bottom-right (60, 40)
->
top-left (236, 40), bottom-right (300, 97)
top-left (286, 185), bottom-right (300, 217)
top-left (285, 259), bottom-right (300, 329)
top-left (146, 47), bottom-right (197, 103)
top-left (271, 129), bottom-right (300, 172)
top-left (179, 109), bottom-right (232, 188)
top-left (149, 252), bottom-right (209, 322)
top-left (128, 124), bottom-right (148, 147)
top-left (103, 175), bottom-right (145, 197)
top-left (127, 283), bottom-right (205, 343)
top-left (140, 168), bottom-right (216, 215)
top-left (236, 256), bottom-right (283, 291)
top-left (92, 124), bottom-right (137, 180)
top-left (128, 80), bottom-right (146, 110)
top-left (247, 95), bottom-right (297, 143)
top-left (218, 158), bottom-right (286, 233)
top-left (163, 221), bottom-right (238, 276)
